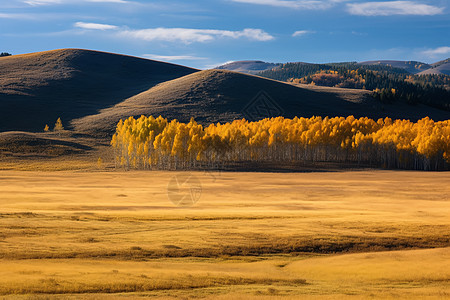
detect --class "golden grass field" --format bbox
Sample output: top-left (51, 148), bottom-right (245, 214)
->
top-left (0, 169), bottom-right (449, 299)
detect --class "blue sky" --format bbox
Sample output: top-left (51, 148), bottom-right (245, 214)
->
top-left (1, 0), bottom-right (449, 69)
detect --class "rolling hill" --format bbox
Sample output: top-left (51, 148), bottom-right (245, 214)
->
top-left (357, 60), bottom-right (431, 74)
top-left (418, 58), bottom-right (450, 75)
top-left (1, 49), bottom-right (450, 140)
top-left (72, 69), bottom-right (450, 136)
top-left (0, 49), bottom-right (197, 132)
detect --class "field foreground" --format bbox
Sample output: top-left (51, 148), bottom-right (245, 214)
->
top-left (0, 170), bottom-right (449, 299)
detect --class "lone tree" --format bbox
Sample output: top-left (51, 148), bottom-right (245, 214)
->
top-left (54, 118), bottom-right (64, 132)
top-left (97, 157), bottom-right (103, 169)
top-left (44, 124), bottom-right (49, 132)
top-left (0, 52), bottom-right (11, 57)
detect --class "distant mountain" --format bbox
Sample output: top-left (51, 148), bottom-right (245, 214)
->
top-left (219, 59), bottom-right (450, 76)
top-left (0, 49), bottom-right (197, 132)
top-left (358, 60), bottom-right (431, 74)
top-left (418, 58), bottom-right (450, 76)
top-left (216, 60), bottom-right (281, 74)
top-left (255, 61), bottom-right (450, 111)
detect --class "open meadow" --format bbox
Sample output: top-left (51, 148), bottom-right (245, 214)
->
top-left (0, 169), bottom-right (449, 299)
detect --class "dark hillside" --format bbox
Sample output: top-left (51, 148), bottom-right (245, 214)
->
top-left (0, 49), bottom-right (197, 132)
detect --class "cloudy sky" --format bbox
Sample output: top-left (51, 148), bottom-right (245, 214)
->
top-left (0, 0), bottom-right (449, 68)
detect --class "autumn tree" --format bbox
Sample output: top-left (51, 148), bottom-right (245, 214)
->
top-left (54, 118), bottom-right (64, 132)
top-left (97, 157), bottom-right (103, 169)
top-left (111, 115), bottom-right (450, 171)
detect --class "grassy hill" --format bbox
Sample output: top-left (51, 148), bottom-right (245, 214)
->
top-left (360, 58), bottom-right (450, 76)
top-left (1, 49), bottom-right (449, 140)
top-left (0, 49), bottom-right (197, 132)
top-left (418, 58), bottom-right (450, 75)
top-left (72, 69), bottom-right (450, 136)
top-left (358, 60), bottom-right (431, 74)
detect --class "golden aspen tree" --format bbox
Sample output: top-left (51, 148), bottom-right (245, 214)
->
top-left (54, 118), bottom-right (64, 132)
top-left (110, 115), bottom-right (450, 171)
top-left (97, 157), bottom-right (103, 169)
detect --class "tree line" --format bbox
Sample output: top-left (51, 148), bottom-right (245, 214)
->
top-left (111, 115), bottom-right (450, 171)
top-left (258, 62), bottom-right (450, 111)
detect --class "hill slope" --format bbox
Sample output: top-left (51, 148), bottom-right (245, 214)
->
top-left (216, 60), bottom-right (280, 74)
top-left (0, 49), bottom-right (197, 132)
top-left (0, 131), bottom-right (92, 157)
top-left (73, 69), bottom-right (450, 136)
top-left (358, 60), bottom-right (431, 74)
top-left (418, 58), bottom-right (450, 75)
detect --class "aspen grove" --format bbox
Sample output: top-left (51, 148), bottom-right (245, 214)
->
top-left (111, 115), bottom-right (450, 171)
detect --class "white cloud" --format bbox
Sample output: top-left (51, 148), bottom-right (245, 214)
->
top-left (120, 28), bottom-right (274, 43)
top-left (351, 31), bottom-right (367, 36)
top-left (70, 23), bottom-right (274, 43)
top-left (0, 11), bottom-right (76, 20)
top-left (24, 0), bottom-right (61, 5)
top-left (0, 12), bottom-right (37, 19)
top-left (143, 54), bottom-right (207, 61)
top-left (88, 0), bottom-right (128, 3)
top-left (231, 0), bottom-right (347, 10)
top-left (358, 47), bottom-right (450, 63)
top-left (347, 1), bottom-right (444, 16)
top-left (74, 22), bottom-right (118, 30)
top-left (292, 30), bottom-right (315, 37)
top-left (23, 0), bottom-right (129, 5)
top-left (422, 46), bottom-right (450, 57)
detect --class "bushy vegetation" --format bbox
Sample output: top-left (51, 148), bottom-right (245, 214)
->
top-left (111, 115), bottom-right (450, 171)
top-left (258, 62), bottom-right (450, 110)
top-left (0, 52), bottom-right (11, 57)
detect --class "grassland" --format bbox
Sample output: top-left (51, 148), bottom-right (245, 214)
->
top-left (0, 170), bottom-right (449, 299)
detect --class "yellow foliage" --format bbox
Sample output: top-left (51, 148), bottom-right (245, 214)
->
top-left (111, 115), bottom-right (450, 170)
top-left (97, 157), bottom-right (103, 169)
top-left (54, 117), bottom-right (64, 131)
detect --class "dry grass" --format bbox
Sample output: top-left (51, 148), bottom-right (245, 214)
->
top-left (0, 132), bottom-right (112, 171)
top-left (0, 169), bottom-right (448, 298)
top-left (0, 247), bottom-right (448, 298)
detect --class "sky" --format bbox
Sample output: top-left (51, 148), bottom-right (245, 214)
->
top-left (0, 0), bottom-right (449, 69)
